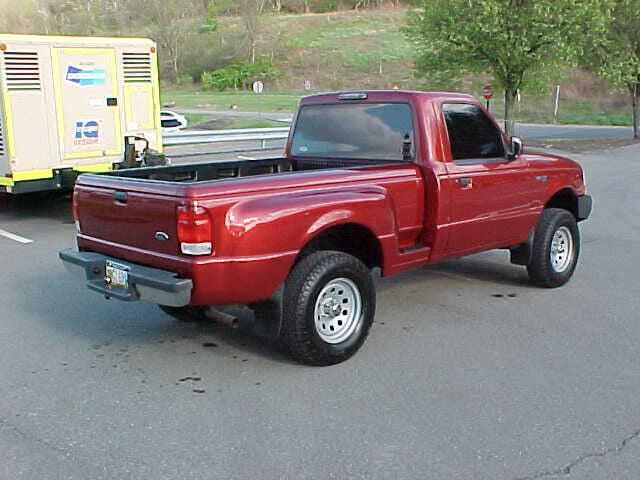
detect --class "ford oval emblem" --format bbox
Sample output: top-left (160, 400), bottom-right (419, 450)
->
top-left (155, 231), bottom-right (169, 241)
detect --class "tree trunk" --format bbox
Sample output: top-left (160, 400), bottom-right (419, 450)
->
top-left (172, 42), bottom-right (179, 82)
top-left (633, 82), bottom-right (639, 140)
top-left (504, 88), bottom-right (517, 137)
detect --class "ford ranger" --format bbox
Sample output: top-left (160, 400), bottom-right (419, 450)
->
top-left (60, 90), bottom-right (592, 365)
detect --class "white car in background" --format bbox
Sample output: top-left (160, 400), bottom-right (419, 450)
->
top-left (160, 110), bottom-right (188, 133)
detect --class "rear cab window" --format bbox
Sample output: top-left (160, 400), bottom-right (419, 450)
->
top-left (442, 103), bottom-right (505, 162)
top-left (291, 103), bottom-right (414, 161)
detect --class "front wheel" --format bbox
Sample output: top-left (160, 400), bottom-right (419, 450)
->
top-left (527, 208), bottom-right (580, 288)
top-left (281, 251), bottom-right (376, 366)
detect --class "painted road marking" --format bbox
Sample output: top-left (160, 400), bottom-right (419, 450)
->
top-left (237, 155), bottom-right (256, 160)
top-left (0, 229), bottom-right (34, 244)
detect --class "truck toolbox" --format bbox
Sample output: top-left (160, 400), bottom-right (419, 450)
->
top-left (59, 249), bottom-right (192, 307)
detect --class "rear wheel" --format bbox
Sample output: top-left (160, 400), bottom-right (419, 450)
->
top-left (282, 251), bottom-right (375, 366)
top-left (527, 208), bottom-right (580, 288)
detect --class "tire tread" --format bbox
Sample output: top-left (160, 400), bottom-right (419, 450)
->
top-left (527, 208), bottom-right (580, 288)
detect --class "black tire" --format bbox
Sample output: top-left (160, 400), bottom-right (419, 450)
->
top-left (158, 305), bottom-right (206, 322)
top-left (282, 251), bottom-right (376, 366)
top-left (527, 208), bottom-right (580, 288)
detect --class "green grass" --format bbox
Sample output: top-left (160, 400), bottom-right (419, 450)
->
top-left (267, 9), bottom-right (412, 88)
top-left (277, 11), bottom-right (411, 72)
top-left (485, 94), bottom-right (633, 127)
top-left (222, 118), bottom-right (288, 129)
top-left (183, 114), bottom-right (287, 129)
top-left (161, 87), bottom-right (300, 112)
top-left (167, 86), bottom-right (634, 127)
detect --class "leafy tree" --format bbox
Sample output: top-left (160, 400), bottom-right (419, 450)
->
top-left (0, 0), bottom-right (42, 33)
top-left (134, 0), bottom-right (204, 82)
top-left (404, 0), bottom-right (607, 135)
top-left (237, 0), bottom-right (268, 63)
top-left (586, 0), bottom-right (640, 139)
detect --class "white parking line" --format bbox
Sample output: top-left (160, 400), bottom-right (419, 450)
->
top-left (0, 229), bottom-right (34, 244)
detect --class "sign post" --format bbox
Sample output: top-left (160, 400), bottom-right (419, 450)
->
top-left (553, 85), bottom-right (561, 123)
top-left (482, 84), bottom-right (494, 111)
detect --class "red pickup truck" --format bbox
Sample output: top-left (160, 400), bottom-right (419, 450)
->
top-left (60, 90), bottom-right (591, 365)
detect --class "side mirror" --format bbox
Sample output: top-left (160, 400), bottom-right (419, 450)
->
top-left (508, 136), bottom-right (523, 159)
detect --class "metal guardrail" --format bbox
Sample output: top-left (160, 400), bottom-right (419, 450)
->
top-left (162, 127), bottom-right (291, 147)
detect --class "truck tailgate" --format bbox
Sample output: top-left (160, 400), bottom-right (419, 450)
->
top-left (75, 179), bottom-right (184, 256)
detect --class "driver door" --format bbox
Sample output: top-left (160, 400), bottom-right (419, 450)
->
top-left (442, 103), bottom-right (537, 255)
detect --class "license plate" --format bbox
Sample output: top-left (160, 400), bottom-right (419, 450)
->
top-left (105, 261), bottom-right (129, 289)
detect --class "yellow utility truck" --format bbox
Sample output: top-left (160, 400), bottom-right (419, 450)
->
top-left (0, 34), bottom-right (163, 194)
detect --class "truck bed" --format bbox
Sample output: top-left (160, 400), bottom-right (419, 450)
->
top-left (108, 156), bottom-right (396, 184)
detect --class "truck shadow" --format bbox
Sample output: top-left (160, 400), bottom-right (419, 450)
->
top-left (158, 305), bottom-right (294, 363)
top-left (24, 251), bottom-right (531, 367)
top-left (378, 252), bottom-right (533, 290)
top-left (0, 191), bottom-right (73, 224)
top-left (20, 270), bottom-right (295, 365)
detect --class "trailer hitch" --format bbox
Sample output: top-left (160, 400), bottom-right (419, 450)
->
top-left (118, 136), bottom-right (167, 169)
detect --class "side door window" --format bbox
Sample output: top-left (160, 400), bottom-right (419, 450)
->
top-left (443, 103), bottom-right (505, 162)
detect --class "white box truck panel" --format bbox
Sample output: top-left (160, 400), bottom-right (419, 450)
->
top-left (52, 47), bottom-right (122, 161)
top-left (0, 34), bottom-right (163, 194)
top-left (2, 48), bottom-right (55, 175)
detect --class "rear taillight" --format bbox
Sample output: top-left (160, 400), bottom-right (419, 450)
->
top-left (72, 190), bottom-right (80, 232)
top-left (177, 205), bottom-right (212, 255)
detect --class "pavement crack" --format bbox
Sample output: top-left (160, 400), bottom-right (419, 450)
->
top-left (515, 428), bottom-right (640, 479)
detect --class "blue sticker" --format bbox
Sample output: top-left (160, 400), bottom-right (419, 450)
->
top-left (74, 121), bottom-right (100, 145)
top-left (66, 65), bottom-right (107, 86)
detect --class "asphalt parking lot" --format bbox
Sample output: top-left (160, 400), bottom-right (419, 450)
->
top-left (1, 144), bottom-right (639, 479)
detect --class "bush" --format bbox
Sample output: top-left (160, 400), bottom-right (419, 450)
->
top-left (201, 58), bottom-right (279, 91)
top-left (202, 66), bottom-right (242, 90)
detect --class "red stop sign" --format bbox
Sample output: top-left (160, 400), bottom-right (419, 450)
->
top-left (482, 84), bottom-right (493, 100)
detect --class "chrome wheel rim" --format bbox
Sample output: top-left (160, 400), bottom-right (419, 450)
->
top-left (550, 226), bottom-right (573, 273)
top-left (314, 278), bottom-right (362, 344)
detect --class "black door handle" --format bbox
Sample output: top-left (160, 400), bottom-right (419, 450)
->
top-left (457, 177), bottom-right (472, 187)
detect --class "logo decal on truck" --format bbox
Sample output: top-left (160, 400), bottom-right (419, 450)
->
top-left (74, 121), bottom-right (99, 145)
top-left (66, 65), bottom-right (106, 86)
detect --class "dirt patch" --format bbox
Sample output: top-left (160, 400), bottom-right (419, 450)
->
top-left (193, 117), bottom-right (239, 130)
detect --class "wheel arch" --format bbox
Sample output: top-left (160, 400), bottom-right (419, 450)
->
top-left (296, 222), bottom-right (383, 270)
top-left (544, 188), bottom-right (579, 218)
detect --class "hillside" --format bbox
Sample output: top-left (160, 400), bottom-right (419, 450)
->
top-left (165, 8), bottom-right (633, 127)
top-left (266, 8), bottom-right (413, 90)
